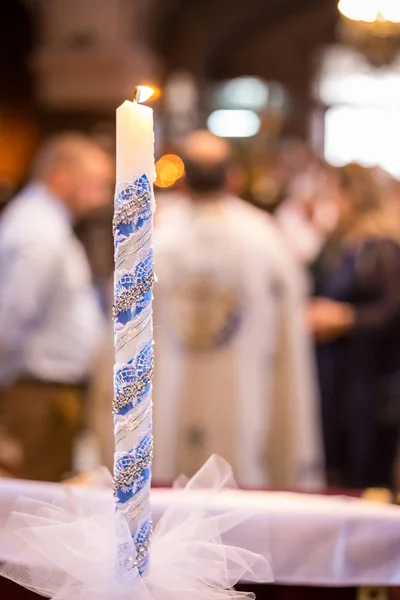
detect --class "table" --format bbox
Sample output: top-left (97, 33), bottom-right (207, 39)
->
top-left (2, 479), bottom-right (400, 598)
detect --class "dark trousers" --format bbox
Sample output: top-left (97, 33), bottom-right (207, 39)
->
top-left (318, 342), bottom-right (399, 490)
top-left (0, 379), bottom-right (84, 482)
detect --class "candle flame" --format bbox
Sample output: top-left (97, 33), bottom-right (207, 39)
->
top-left (133, 86), bottom-right (155, 104)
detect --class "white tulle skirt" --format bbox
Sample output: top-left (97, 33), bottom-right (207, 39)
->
top-left (0, 455), bottom-right (272, 600)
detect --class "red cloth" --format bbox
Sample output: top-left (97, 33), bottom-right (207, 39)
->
top-left (3, 579), bottom-right (400, 600)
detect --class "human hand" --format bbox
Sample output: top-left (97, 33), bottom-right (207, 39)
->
top-left (307, 298), bottom-right (355, 342)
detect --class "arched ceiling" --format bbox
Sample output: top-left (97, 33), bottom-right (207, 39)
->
top-left (150, 0), bottom-right (339, 80)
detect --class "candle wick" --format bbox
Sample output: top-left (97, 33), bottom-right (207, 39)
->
top-left (133, 87), bottom-right (139, 103)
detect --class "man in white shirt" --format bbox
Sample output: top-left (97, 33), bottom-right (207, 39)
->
top-left (0, 133), bottom-right (112, 481)
top-left (152, 131), bottom-right (324, 489)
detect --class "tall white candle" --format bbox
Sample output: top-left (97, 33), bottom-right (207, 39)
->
top-left (116, 98), bottom-right (156, 183)
top-left (113, 86), bottom-right (156, 575)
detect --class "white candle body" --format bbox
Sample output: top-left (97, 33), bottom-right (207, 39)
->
top-left (116, 100), bottom-right (156, 183)
top-left (114, 97), bottom-right (156, 574)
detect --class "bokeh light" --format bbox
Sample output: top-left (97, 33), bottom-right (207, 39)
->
top-left (155, 154), bottom-right (185, 188)
top-left (207, 110), bottom-right (260, 138)
top-left (338, 0), bottom-right (379, 23)
top-left (381, 0), bottom-right (400, 22)
top-left (338, 0), bottom-right (400, 23)
top-left (215, 77), bottom-right (269, 110)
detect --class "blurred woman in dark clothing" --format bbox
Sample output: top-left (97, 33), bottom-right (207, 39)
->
top-left (309, 164), bottom-right (400, 489)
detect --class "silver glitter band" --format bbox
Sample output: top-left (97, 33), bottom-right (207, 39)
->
top-left (113, 191), bottom-right (151, 234)
top-left (134, 530), bottom-right (152, 567)
top-left (113, 272), bottom-right (155, 319)
top-left (113, 442), bottom-right (153, 492)
top-left (113, 360), bottom-right (154, 414)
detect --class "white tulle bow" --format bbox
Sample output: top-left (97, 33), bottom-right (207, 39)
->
top-left (0, 455), bottom-right (272, 600)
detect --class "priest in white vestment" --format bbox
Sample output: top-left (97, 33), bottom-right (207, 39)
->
top-left (152, 131), bottom-right (324, 490)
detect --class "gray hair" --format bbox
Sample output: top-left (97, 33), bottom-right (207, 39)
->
top-left (32, 132), bottom-right (106, 180)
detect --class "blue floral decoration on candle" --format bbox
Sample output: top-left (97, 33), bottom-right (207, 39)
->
top-left (134, 519), bottom-right (152, 575)
top-left (113, 169), bottom-right (154, 573)
top-left (114, 175), bottom-right (152, 249)
top-left (114, 432), bottom-right (152, 505)
top-left (113, 343), bottom-right (153, 416)
top-left (114, 250), bottom-right (154, 327)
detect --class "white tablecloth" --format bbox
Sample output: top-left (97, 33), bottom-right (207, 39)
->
top-left (1, 478), bottom-right (400, 587)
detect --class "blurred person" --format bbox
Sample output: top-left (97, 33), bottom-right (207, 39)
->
top-left (87, 278), bottom-right (114, 474)
top-left (75, 204), bottom-right (114, 314)
top-left (152, 130), bottom-right (324, 489)
top-left (0, 132), bottom-right (112, 481)
top-left (276, 164), bottom-right (337, 266)
top-left (309, 163), bottom-right (400, 489)
top-left (279, 139), bottom-right (315, 179)
top-left (0, 179), bottom-right (15, 214)
top-left (0, 426), bottom-right (22, 478)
